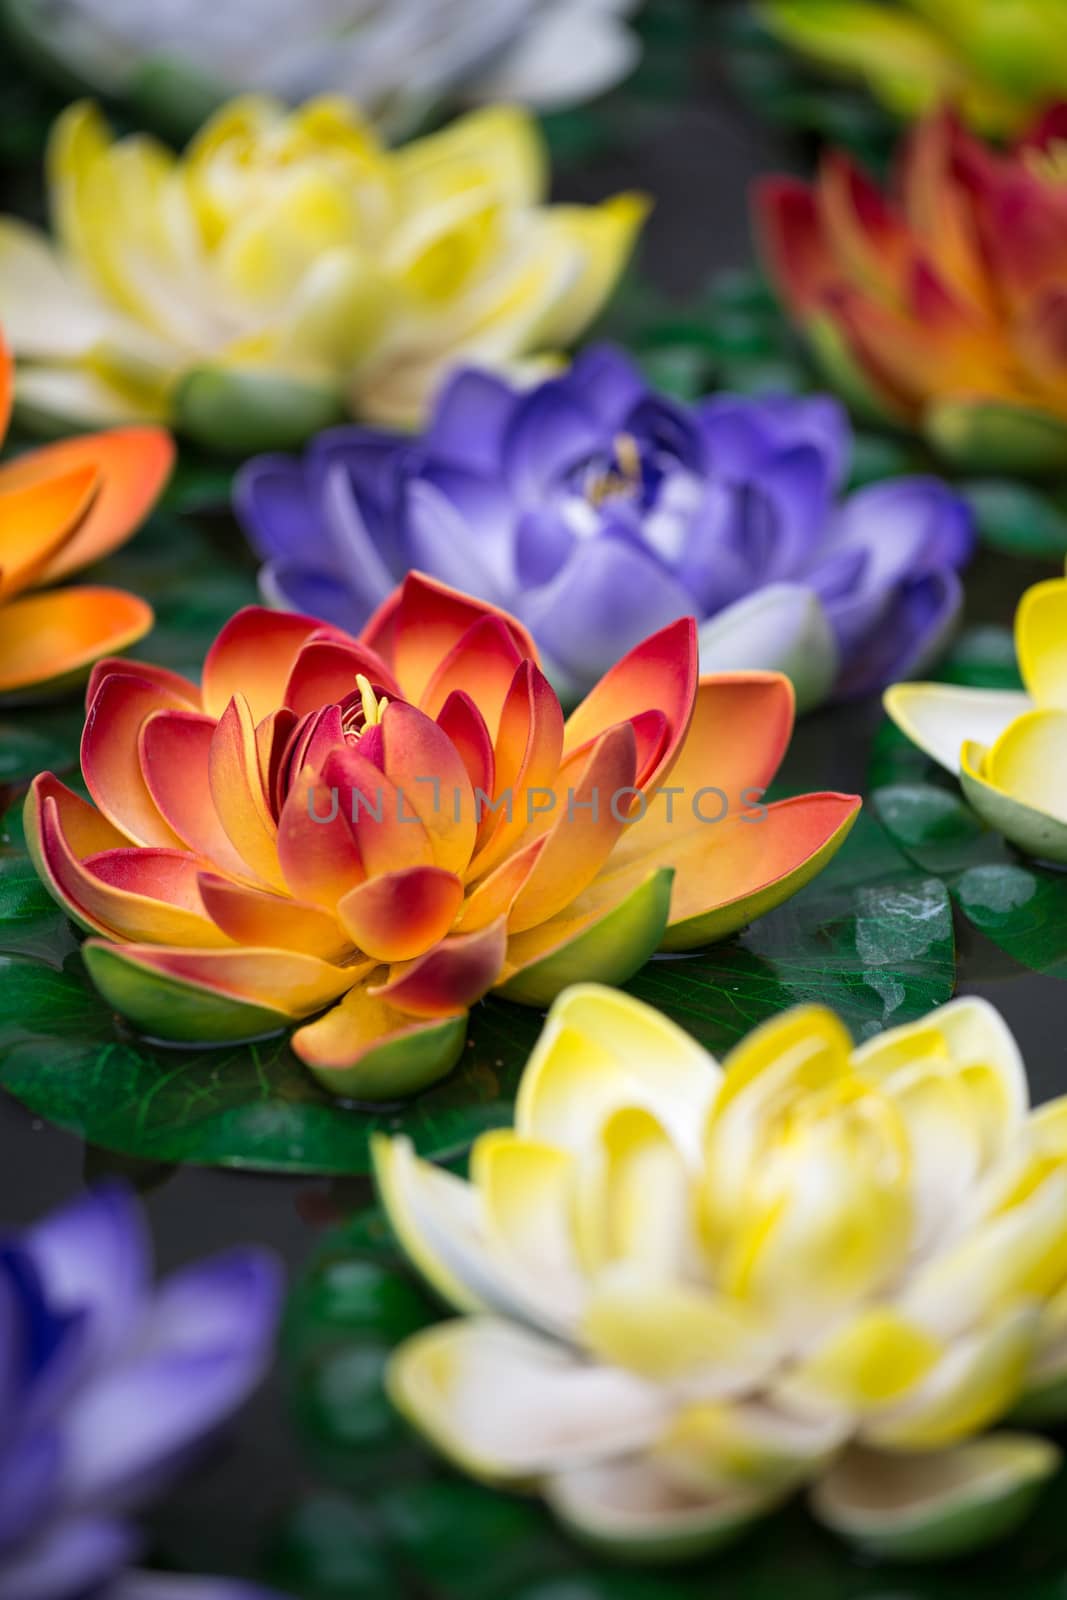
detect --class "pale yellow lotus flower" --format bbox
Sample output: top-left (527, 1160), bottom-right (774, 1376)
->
top-left (0, 97), bottom-right (646, 451)
top-left (887, 570), bottom-right (1067, 863)
top-left (374, 984), bottom-right (1067, 1562)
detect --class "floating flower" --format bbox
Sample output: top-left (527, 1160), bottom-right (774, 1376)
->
top-left (376, 984), bottom-right (1067, 1563)
top-left (235, 347), bottom-right (973, 712)
top-left (0, 333), bottom-right (172, 700)
top-left (3, 0), bottom-right (641, 140)
top-left (757, 104), bottom-right (1067, 474)
top-left (0, 1182), bottom-right (282, 1600)
top-left (25, 575), bottom-right (860, 1099)
top-left (0, 96), bottom-right (645, 453)
top-left (886, 571), bottom-right (1067, 862)
top-left (764, 0), bottom-right (1067, 138)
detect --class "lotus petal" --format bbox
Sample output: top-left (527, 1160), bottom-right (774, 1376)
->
top-left (0, 587), bottom-right (153, 700)
top-left (811, 1435), bottom-right (1059, 1561)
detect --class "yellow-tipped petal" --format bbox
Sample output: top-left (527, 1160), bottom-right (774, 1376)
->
top-left (514, 983), bottom-right (719, 1161)
top-left (882, 682), bottom-right (1032, 776)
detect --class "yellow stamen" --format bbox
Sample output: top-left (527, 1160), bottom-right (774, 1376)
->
top-left (356, 672), bottom-right (388, 727)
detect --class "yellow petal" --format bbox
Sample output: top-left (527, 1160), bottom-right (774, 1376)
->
top-left (861, 1305), bottom-right (1037, 1451)
top-left (1016, 577), bottom-right (1067, 708)
top-left (985, 709), bottom-right (1067, 824)
top-left (514, 983), bottom-right (719, 1161)
top-left (784, 1307), bottom-right (943, 1413)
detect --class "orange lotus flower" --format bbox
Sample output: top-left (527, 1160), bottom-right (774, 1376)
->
top-left (757, 104), bottom-right (1067, 474)
top-left (0, 336), bottom-right (173, 698)
top-left (26, 576), bottom-right (860, 1099)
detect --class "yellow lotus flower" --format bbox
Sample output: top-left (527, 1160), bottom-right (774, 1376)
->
top-left (0, 97), bottom-right (646, 452)
top-left (375, 985), bottom-right (1067, 1562)
top-left (886, 572), bottom-right (1067, 862)
top-left (764, 0), bottom-right (1067, 137)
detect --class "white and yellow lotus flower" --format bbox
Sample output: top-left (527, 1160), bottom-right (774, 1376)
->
top-left (0, 96), bottom-right (646, 452)
top-left (374, 985), bottom-right (1067, 1563)
top-left (886, 574), bottom-right (1067, 864)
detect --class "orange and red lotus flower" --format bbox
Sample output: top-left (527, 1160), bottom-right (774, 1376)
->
top-left (0, 337), bottom-right (172, 698)
top-left (27, 576), bottom-right (861, 1098)
top-left (757, 104), bottom-right (1067, 474)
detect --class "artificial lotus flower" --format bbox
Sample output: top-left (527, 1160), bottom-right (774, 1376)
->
top-left (2, 0), bottom-right (641, 140)
top-left (764, 0), bottom-right (1067, 138)
top-left (886, 570), bottom-right (1067, 863)
top-left (0, 334), bottom-right (171, 700)
top-left (0, 96), bottom-right (645, 454)
top-left (25, 574), bottom-right (860, 1099)
top-left (376, 984), bottom-right (1067, 1563)
top-left (0, 1181), bottom-right (283, 1600)
top-left (758, 103), bottom-right (1067, 475)
top-left (235, 346), bottom-right (974, 713)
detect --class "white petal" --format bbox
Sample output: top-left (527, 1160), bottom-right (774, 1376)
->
top-left (883, 682), bottom-right (1032, 776)
top-left (386, 1316), bottom-right (668, 1481)
top-left (698, 585), bottom-right (839, 715)
top-left (372, 1135), bottom-right (575, 1336)
top-left (811, 1434), bottom-right (1059, 1560)
top-left (546, 1452), bottom-right (779, 1559)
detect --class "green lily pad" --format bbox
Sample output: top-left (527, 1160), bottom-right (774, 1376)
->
top-left (271, 1206), bottom-right (1067, 1599)
top-left (0, 791), bottom-right (953, 1173)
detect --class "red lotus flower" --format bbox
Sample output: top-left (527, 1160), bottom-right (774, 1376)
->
top-left (27, 575), bottom-right (860, 1099)
top-left (757, 104), bottom-right (1067, 473)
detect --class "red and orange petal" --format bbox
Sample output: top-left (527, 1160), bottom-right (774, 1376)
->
top-left (436, 690), bottom-right (496, 845)
top-left (466, 660), bottom-right (566, 878)
top-left (379, 700), bottom-right (478, 876)
top-left (275, 762), bottom-right (369, 908)
top-left (196, 873), bottom-right (355, 962)
top-left (200, 606), bottom-right (340, 723)
top-left (282, 637), bottom-right (400, 717)
top-left (25, 773), bottom-right (126, 860)
top-left (0, 463), bottom-right (99, 603)
top-left (83, 673), bottom-right (194, 846)
top-left (337, 864), bottom-right (464, 962)
top-left (208, 695), bottom-right (287, 891)
top-left (420, 614), bottom-right (528, 736)
top-left (363, 572), bottom-right (539, 708)
top-left (817, 148), bottom-right (911, 304)
top-left (653, 792), bottom-right (863, 948)
top-left (562, 615), bottom-right (698, 793)
top-left (614, 674), bottom-right (795, 859)
top-left (0, 426), bottom-right (174, 585)
top-left (753, 176), bottom-right (839, 317)
top-left (86, 656), bottom-right (199, 711)
top-left (321, 743), bottom-right (436, 879)
top-left (370, 916), bottom-right (508, 1018)
top-left (138, 707), bottom-right (262, 882)
top-left (1, 587), bottom-right (154, 699)
top-left (505, 722), bottom-right (639, 934)
top-left (37, 794), bottom-right (229, 946)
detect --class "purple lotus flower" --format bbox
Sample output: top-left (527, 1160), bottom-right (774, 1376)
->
top-left (234, 345), bottom-right (975, 711)
top-left (0, 1184), bottom-right (284, 1600)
